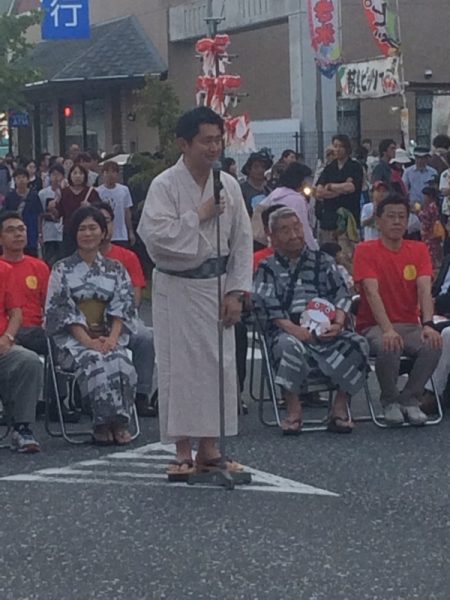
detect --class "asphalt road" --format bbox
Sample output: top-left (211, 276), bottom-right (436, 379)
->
top-left (1, 387), bottom-right (450, 600)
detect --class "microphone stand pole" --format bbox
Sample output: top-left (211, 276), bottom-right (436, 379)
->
top-left (188, 172), bottom-right (252, 490)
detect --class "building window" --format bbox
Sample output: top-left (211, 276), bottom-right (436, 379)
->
top-left (39, 103), bottom-right (54, 155)
top-left (60, 97), bottom-right (106, 154)
top-left (337, 98), bottom-right (360, 145)
top-left (415, 93), bottom-right (433, 146)
top-left (85, 98), bottom-right (105, 153)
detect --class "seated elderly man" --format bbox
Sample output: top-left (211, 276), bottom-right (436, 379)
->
top-left (253, 207), bottom-right (369, 434)
top-left (353, 193), bottom-right (442, 426)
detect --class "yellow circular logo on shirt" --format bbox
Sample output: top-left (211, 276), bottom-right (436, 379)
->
top-left (25, 275), bottom-right (38, 290)
top-left (403, 265), bottom-right (417, 281)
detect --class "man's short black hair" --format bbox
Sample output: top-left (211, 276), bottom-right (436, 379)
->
top-left (278, 163), bottom-right (312, 190)
top-left (69, 206), bottom-right (107, 244)
top-left (378, 138), bottom-right (396, 157)
top-left (49, 163), bottom-right (65, 177)
top-left (175, 107), bottom-right (224, 143)
top-left (13, 167), bottom-right (29, 179)
top-left (332, 134), bottom-right (352, 156)
top-left (432, 134), bottom-right (450, 150)
top-left (320, 242), bottom-right (342, 259)
top-left (376, 193), bottom-right (410, 218)
top-left (94, 201), bottom-right (115, 221)
top-left (281, 149), bottom-right (296, 159)
top-left (0, 211), bottom-right (24, 231)
top-left (261, 203), bottom-right (285, 230)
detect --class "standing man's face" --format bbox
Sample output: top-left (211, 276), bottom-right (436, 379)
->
top-left (415, 156), bottom-right (428, 170)
top-left (179, 123), bottom-right (223, 171)
top-left (333, 140), bottom-right (349, 161)
top-left (385, 144), bottom-right (397, 161)
top-left (283, 152), bottom-right (296, 165)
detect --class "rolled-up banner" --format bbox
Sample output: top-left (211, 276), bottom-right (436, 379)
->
top-left (362, 0), bottom-right (400, 56)
top-left (307, 0), bottom-right (342, 78)
top-left (338, 56), bottom-right (401, 99)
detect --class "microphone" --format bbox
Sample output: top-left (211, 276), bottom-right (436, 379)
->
top-left (212, 160), bottom-right (223, 204)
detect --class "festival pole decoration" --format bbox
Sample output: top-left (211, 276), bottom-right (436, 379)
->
top-left (184, 3), bottom-right (253, 491)
top-left (194, 34), bottom-right (255, 153)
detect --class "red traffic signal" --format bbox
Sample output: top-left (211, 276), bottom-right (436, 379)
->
top-left (63, 106), bottom-right (73, 118)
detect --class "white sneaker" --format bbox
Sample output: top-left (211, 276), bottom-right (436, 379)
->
top-left (383, 403), bottom-right (404, 426)
top-left (401, 406), bottom-right (428, 426)
top-left (11, 428), bottom-right (41, 453)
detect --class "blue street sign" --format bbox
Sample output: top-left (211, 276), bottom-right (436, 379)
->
top-left (41, 0), bottom-right (90, 40)
top-left (8, 112), bottom-right (30, 128)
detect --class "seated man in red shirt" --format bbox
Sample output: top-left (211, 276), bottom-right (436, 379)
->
top-left (0, 211), bottom-right (50, 355)
top-left (353, 194), bottom-right (442, 426)
top-left (97, 202), bottom-right (156, 417)
top-left (0, 259), bottom-right (42, 452)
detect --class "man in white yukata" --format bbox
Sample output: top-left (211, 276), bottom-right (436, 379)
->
top-left (137, 107), bottom-right (253, 479)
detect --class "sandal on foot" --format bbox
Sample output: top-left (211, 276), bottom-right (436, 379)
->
top-left (281, 417), bottom-right (302, 436)
top-left (166, 459), bottom-right (196, 482)
top-left (112, 426), bottom-right (132, 446)
top-left (327, 415), bottom-right (353, 434)
top-left (92, 426), bottom-right (114, 446)
top-left (195, 456), bottom-right (244, 473)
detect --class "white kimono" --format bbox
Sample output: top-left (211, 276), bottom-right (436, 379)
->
top-left (137, 157), bottom-right (253, 443)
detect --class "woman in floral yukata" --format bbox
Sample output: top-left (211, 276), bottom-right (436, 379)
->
top-left (45, 206), bottom-right (138, 445)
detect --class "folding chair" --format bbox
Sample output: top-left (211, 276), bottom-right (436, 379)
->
top-left (0, 406), bottom-right (11, 449)
top-left (350, 296), bottom-right (444, 428)
top-left (45, 337), bottom-right (140, 444)
top-left (252, 313), bottom-right (350, 433)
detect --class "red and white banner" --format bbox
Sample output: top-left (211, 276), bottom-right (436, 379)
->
top-left (362, 0), bottom-right (400, 57)
top-left (307, 0), bottom-right (342, 78)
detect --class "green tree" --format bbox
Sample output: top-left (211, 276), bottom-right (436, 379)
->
top-left (0, 9), bottom-right (42, 110)
top-left (128, 77), bottom-right (181, 202)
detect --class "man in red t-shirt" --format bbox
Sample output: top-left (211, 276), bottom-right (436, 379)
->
top-left (97, 202), bottom-right (156, 417)
top-left (353, 194), bottom-right (442, 426)
top-left (0, 211), bottom-right (50, 355)
top-left (0, 256), bottom-right (42, 452)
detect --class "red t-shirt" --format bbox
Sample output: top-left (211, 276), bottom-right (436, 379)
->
top-left (0, 261), bottom-right (22, 336)
top-left (0, 256), bottom-right (50, 327)
top-left (353, 239), bottom-right (433, 332)
top-left (105, 244), bottom-right (146, 288)
top-left (253, 247), bottom-right (274, 273)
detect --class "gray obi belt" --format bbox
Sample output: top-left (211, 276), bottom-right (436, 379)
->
top-left (157, 256), bottom-right (229, 279)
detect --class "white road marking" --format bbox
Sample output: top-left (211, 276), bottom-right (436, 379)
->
top-left (0, 442), bottom-right (338, 496)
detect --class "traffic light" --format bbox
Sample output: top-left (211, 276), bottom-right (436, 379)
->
top-left (63, 106), bottom-right (73, 118)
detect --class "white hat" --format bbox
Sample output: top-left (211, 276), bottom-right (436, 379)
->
top-left (390, 148), bottom-right (411, 164)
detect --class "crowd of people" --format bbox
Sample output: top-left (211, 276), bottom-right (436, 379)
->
top-left (1, 111), bottom-right (450, 480)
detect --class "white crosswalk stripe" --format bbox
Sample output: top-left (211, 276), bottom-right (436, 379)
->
top-left (0, 442), bottom-right (338, 496)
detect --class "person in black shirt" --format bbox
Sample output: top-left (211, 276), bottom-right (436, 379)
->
top-left (315, 134), bottom-right (363, 270)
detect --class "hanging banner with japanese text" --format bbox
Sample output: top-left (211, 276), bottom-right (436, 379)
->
top-left (362, 0), bottom-right (399, 56)
top-left (338, 56), bottom-right (401, 99)
top-left (307, 0), bottom-right (342, 78)
top-left (41, 0), bottom-right (90, 40)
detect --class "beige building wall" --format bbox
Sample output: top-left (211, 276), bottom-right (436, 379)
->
top-left (168, 21), bottom-right (291, 120)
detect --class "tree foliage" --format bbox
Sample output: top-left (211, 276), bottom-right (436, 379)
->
top-left (0, 9), bottom-right (42, 110)
top-left (128, 77), bottom-right (182, 202)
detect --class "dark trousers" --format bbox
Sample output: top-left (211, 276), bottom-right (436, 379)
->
top-left (43, 241), bottom-right (63, 266)
top-left (234, 322), bottom-right (248, 394)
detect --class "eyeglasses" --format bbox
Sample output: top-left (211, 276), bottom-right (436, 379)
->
top-left (3, 225), bottom-right (27, 234)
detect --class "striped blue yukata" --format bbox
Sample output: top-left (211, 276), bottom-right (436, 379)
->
top-left (253, 249), bottom-right (369, 396)
top-left (45, 252), bottom-right (138, 426)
